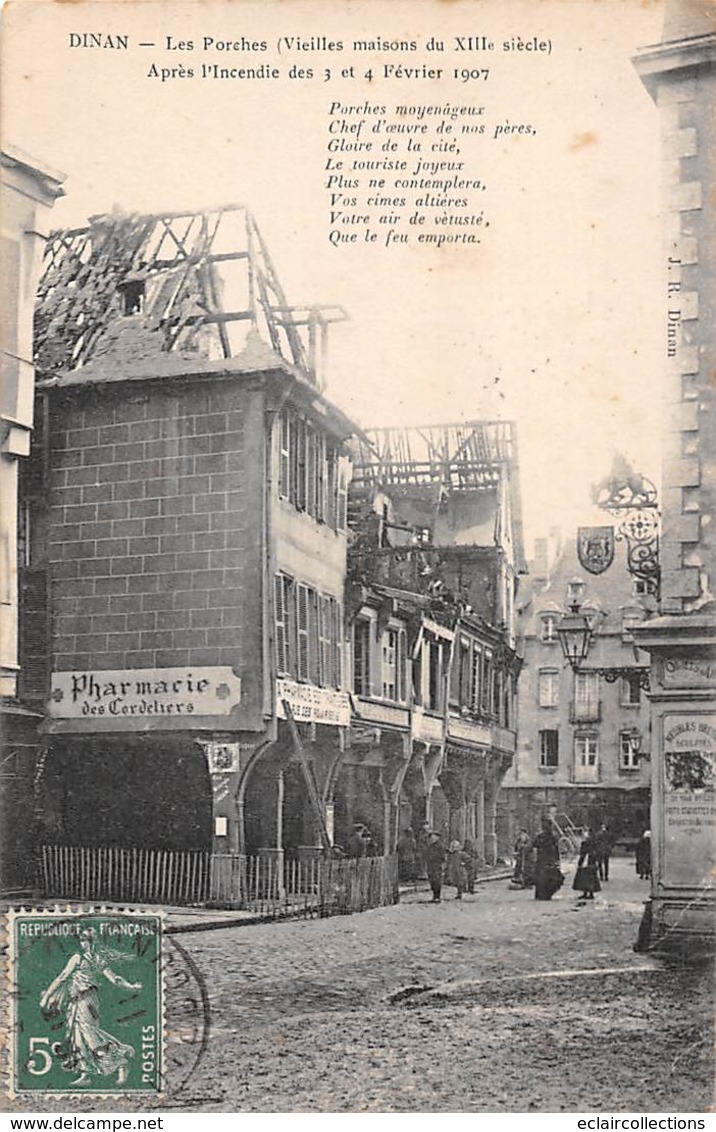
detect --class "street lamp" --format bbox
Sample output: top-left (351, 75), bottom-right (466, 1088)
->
top-left (556, 590), bottom-right (651, 690)
top-left (625, 728), bottom-right (649, 763)
top-left (556, 603), bottom-right (593, 671)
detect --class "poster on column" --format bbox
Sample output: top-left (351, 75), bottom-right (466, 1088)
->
top-left (662, 711), bottom-right (716, 888)
top-left (4, 0), bottom-right (715, 1118)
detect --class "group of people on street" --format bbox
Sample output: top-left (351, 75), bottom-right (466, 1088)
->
top-left (397, 826), bottom-right (479, 902)
top-left (512, 817), bottom-right (622, 902)
top-left (398, 815), bottom-right (652, 906)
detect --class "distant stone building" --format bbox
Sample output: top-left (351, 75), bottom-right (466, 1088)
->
top-left (633, 0), bottom-right (716, 952)
top-left (502, 532), bottom-right (651, 851)
top-left (1, 146), bottom-right (64, 894)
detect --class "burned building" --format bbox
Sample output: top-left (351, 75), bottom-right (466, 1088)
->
top-left (343, 423), bottom-right (525, 864)
top-left (27, 206), bottom-right (359, 891)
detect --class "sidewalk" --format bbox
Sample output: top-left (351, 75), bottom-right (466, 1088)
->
top-left (1, 864), bottom-right (515, 936)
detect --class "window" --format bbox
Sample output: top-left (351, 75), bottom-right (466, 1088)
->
top-left (574, 671), bottom-right (600, 718)
top-left (503, 674), bottom-right (513, 728)
top-left (620, 674), bottom-right (641, 705)
top-left (331, 600), bottom-right (343, 690)
top-left (17, 500), bottom-right (31, 570)
top-left (319, 596), bottom-right (332, 687)
top-left (458, 639), bottom-right (472, 707)
top-left (539, 729), bottom-right (559, 768)
top-left (381, 628), bottom-right (406, 701)
top-left (493, 668), bottom-right (503, 719)
top-left (121, 279), bottom-right (145, 315)
top-left (575, 733), bottom-right (598, 767)
top-left (427, 638), bottom-right (443, 712)
top-left (274, 573), bottom-right (293, 676)
top-left (412, 648), bottom-right (423, 706)
top-left (279, 412), bottom-right (291, 499)
top-left (296, 583), bottom-right (310, 681)
top-left (540, 615), bottom-right (558, 642)
top-left (276, 574), bottom-right (341, 687)
top-left (353, 618), bottom-right (371, 697)
top-left (620, 732), bottom-right (640, 771)
top-left (538, 669), bottom-right (559, 708)
top-left (480, 648), bottom-right (493, 714)
top-left (277, 408), bottom-right (347, 530)
top-left (471, 645), bottom-right (482, 713)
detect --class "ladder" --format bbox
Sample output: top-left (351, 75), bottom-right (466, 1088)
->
top-left (551, 813), bottom-right (582, 856)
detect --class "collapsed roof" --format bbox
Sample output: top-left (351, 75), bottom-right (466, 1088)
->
top-left (34, 204), bottom-right (346, 389)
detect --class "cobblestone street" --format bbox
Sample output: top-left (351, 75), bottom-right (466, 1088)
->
top-left (4, 858), bottom-right (712, 1115)
top-left (165, 857), bottom-right (713, 1112)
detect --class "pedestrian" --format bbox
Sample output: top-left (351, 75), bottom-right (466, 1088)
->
top-left (636, 829), bottom-right (652, 879)
top-left (533, 815), bottom-right (563, 901)
top-left (462, 838), bottom-right (477, 894)
top-left (425, 832), bottom-right (446, 903)
top-left (595, 823), bottom-right (613, 881)
top-left (573, 827), bottom-right (602, 901)
top-left (348, 824), bottom-right (366, 859)
top-left (397, 828), bottom-right (418, 882)
top-left (446, 840), bottom-right (468, 900)
top-left (513, 828), bottom-right (532, 887)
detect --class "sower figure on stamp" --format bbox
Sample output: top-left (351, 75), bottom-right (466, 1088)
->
top-left (39, 927), bottom-right (141, 1087)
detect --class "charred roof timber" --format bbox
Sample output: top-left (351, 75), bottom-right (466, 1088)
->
top-left (34, 204), bottom-right (347, 389)
top-left (352, 421), bottom-right (517, 492)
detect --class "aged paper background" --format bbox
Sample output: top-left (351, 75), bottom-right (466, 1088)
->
top-left (2, 0), bottom-right (675, 1117)
top-left (2, 0), bottom-right (667, 550)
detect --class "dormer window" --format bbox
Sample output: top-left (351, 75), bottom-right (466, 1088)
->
top-left (566, 577), bottom-right (586, 610)
top-left (120, 279), bottom-right (145, 316)
top-left (540, 614), bottom-right (558, 642)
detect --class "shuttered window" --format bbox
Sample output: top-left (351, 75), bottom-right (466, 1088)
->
top-left (279, 410), bottom-right (291, 499)
top-left (397, 627), bottom-right (407, 703)
top-left (297, 583), bottom-right (310, 681)
top-left (274, 573), bottom-right (292, 676)
top-left (332, 600), bottom-right (343, 689)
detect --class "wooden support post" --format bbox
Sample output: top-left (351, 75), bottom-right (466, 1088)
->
top-left (282, 701), bottom-right (332, 855)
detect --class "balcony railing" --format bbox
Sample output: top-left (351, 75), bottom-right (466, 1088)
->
top-left (569, 700), bottom-right (602, 724)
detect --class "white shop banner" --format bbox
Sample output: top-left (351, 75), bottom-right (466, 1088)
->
top-left (277, 678), bottom-right (350, 727)
top-left (50, 667), bottom-right (242, 721)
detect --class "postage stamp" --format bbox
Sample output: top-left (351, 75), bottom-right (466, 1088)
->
top-left (7, 909), bottom-right (163, 1097)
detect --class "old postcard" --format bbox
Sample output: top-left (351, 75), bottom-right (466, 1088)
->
top-left (2, 0), bottom-right (714, 1117)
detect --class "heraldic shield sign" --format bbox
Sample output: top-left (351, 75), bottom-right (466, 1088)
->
top-left (577, 527), bottom-right (615, 575)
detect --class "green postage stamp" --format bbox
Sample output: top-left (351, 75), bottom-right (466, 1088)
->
top-left (7, 909), bottom-right (163, 1097)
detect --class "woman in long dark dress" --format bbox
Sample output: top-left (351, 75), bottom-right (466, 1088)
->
top-left (635, 830), bottom-right (652, 879)
top-left (572, 828), bottom-right (602, 901)
top-left (533, 816), bottom-right (562, 900)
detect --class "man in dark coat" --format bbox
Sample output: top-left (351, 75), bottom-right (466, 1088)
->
top-left (425, 833), bottom-right (446, 903)
top-left (595, 823), bottom-right (613, 881)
